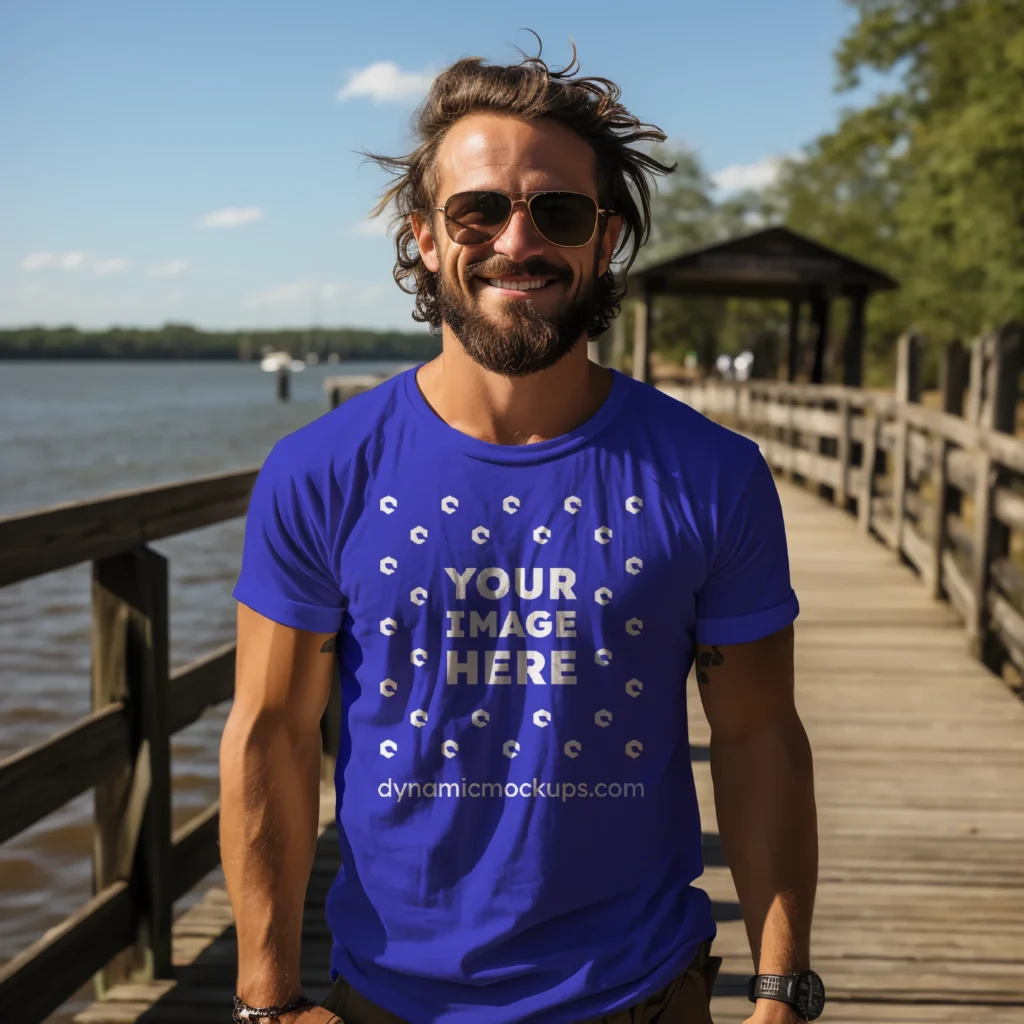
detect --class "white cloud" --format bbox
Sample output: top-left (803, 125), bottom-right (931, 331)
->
top-left (150, 259), bottom-right (187, 277)
top-left (199, 206), bottom-right (264, 229)
top-left (354, 217), bottom-right (390, 236)
top-left (711, 155), bottom-right (791, 194)
top-left (22, 250), bottom-right (87, 271)
top-left (246, 279), bottom-right (387, 309)
top-left (246, 280), bottom-right (315, 307)
top-left (93, 258), bottom-right (131, 275)
top-left (337, 61), bottom-right (434, 103)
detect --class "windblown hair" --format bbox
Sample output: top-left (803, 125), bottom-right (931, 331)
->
top-left (364, 34), bottom-right (676, 336)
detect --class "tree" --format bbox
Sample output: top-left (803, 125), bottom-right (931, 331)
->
top-left (771, 0), bottom-right (1024, 382)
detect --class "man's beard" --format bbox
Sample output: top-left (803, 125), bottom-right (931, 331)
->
top-left (437, 256), bottom-right (602, 377)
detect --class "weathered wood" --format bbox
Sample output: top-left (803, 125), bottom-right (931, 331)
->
top-left (946, 514), bottom-right (974, 564)
top-left (941, 550), bottom-right (975, 623)
top-left (932, 340), bottom-right (971, 599)
top-left (990, 557), bottom-right (1024, 608)
top-left (167, 643), bottom-right (236, 736)
top-left (0, 468), bottom-right (258, 587)
top-left (835, 398), bottom-right (851, 509)
top-left (946, 447), bottom-right (977, 495)
top-left (92, 548), bottom-right (174, 991)
top-left (899, 521), bottom-right (934, 588)
top-left (0, 881), bottom-right (135, 1023)
top-left (992, 485), bottom-right (1024, 532)
top-left (0, 701), bottom-right (130, 845)
top-left (889, 333), bottom-right (921, 556)
top-left (631, 292), bottom-right (651, 383)
top-left (136, 546), bottom-right (174, 979)
top-left (170, 801), bottom-right (221, 904)
top-left (92, 554), bottom-right (138, 994)
top-left (970, 325), bottom-right (1022, 668)
top-left (858, 416), bottom-right (879, 533)
top-left (987, 589), bottom-right (1024, 677)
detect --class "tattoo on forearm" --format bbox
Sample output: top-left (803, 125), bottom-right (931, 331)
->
top-left (320, 635), bottom-right (337, 653)
top-left (696, 645), bottom-right (724, 685)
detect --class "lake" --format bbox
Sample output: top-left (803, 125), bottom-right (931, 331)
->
top-left (0, 359), bottom-right (411, 1004)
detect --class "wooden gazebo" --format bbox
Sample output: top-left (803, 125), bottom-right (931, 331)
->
top-left (622, 226), bottom-right (898, 386)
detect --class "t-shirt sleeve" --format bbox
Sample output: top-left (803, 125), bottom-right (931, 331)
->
top-left (694, 447), bottom-right (799, 646)
top-left (232, 441), bottom-right (345, 634)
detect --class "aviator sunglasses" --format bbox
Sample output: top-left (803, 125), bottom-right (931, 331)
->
top-left (434, 190), bottom-right (615, 248)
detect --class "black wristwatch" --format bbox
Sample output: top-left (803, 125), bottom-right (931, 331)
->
top-left (747, 970), bottom-right (825, 1021)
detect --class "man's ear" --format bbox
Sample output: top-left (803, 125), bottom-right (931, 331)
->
top-left (410, 210), bottom-right (441, 273)
top-left (597, 214), bottom-right (623, 278)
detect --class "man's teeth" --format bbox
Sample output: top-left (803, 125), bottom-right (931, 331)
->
top-left (485, 279), bottom-right (550, 290)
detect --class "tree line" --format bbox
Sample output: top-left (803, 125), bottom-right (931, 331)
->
top-left (636, 0), bottom-right (1024, 387)
top-left (0, 324), bottom-right (440, 362)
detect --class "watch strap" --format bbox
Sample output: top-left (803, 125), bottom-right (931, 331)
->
top-left (747, 973), bottom-right (799, 1005)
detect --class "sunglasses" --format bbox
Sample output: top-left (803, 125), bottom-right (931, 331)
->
top-left (434, 190), bottom-right (614, 249)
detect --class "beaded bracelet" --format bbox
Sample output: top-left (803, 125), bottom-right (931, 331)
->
top-left (232, 994), bottom-right (318, 1021)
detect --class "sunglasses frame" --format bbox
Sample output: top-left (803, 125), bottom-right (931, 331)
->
top-left (432, 190), bottom-right (615, 249)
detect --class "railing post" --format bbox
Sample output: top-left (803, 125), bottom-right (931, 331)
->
top-left (969, 324), bottom-right (1023, 668)
top-left (890, 332), bottom-right (922, 553)
top-left (859, 412), bottom-right (879, 533)
top-left (835, 396), bottom-right (851, 512)
top-left (92, 546), bottom-right (173, 994)
top-left (632, 292), bottom-right (651, 384)
top-left (930, 340), bottom-right (969, 599)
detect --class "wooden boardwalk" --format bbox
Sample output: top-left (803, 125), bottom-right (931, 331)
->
top-left (75, 481), bottom-right (1024, 1024)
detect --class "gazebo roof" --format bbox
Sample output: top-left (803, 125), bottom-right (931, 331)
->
top-left (626, 225), bottom-right (898, 301)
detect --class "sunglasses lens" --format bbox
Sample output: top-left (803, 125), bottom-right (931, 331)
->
top-left (444, 191), bottom-right (512, 245)
top-left (530, 192), bottom-right (599, 246)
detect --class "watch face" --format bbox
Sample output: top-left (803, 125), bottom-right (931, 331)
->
top-left (796, 971), bottom-right (826, 1021)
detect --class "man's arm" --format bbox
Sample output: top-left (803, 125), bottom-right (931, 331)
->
top-left (696, 624), bottom-right (818, 1021)
top-left (219, 602), bottom-right (338, 1020)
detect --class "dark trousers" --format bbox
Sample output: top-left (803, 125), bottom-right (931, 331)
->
top-left (322, 941), bottom-right (721, 1024)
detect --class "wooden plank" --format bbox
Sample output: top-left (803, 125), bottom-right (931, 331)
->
top-left (899, 521), bottom-right (934, 589)
top-left (0, 467), bottom-right (258, 587)
top-left (835, 399), bottom-right (851, 509)
top-left (858, 415), bottom-right (878, 532)
top-left (992, 485), bottom-right (1024, 532)
top-left (0, 701), bottom-right (130, 845)
top-left (92, 553), bottom-right (140, 994)
top-left (0, 881), bottom-right (135, 1023)
top-left (137, 546), bottom-right (174, 978)
top-left (170, 801), bottom-right (221, 904)
top-left (947, 447), bottom-right (977, 494)
top-left (987, 589), bottom-right (1024, 677)
top-left (167, 643), bottom-right (236, 736)
top-left (941, 550), bottom-right (975, 624)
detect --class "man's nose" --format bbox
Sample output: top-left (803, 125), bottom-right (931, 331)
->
top-left (490, 203), bottom-right (547, 263)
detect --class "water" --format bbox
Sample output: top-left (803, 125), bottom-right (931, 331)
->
top-left (0, 360), bottom-right (412, 996)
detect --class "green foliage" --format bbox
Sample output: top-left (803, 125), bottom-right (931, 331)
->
top-left (637, 144), bottom-right (791, 371)
top-left (0, 324), bottom-right (440, 361)
top-left (770, 0), bottom-right (1024, 381)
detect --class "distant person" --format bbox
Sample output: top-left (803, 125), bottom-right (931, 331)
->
top-left (222, 36), bottom-right (823, 1024)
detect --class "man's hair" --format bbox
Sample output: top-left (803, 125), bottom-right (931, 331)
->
top-left (364, 35), bottom-right (676, 337)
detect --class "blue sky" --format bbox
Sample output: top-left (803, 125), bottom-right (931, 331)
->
top-left (1, 1), bottom-right (874, 332)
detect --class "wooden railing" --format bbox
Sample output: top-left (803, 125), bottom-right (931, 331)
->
top-left (0, 468), bottom-right (341, 1023)
top-left (662, 322), bottom-right (1024, 682)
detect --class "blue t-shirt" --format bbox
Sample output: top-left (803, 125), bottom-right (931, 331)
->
top-left (233, 366), bottom-right (799, 1024)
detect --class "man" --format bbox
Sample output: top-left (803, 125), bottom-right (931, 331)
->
top-left (222, 40), bottom-right (820, 1024)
